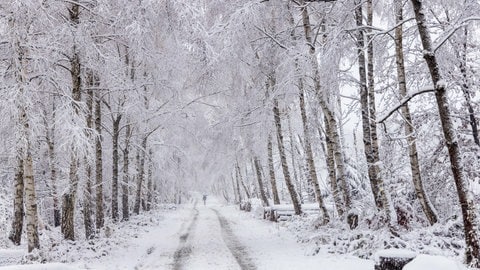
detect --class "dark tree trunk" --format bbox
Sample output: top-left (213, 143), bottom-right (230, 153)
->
top-left (83, 75), bottom-right (94, 239)
top-left (9, 158), bottom-right (24, 245)
top-left (146, 149), bottom-right (153, 211)
top-left (95, 91), bottom-right (104, 230)
top-left (62, 2), bottom-right (81, 241)
top-left (253, 157), bottom-right (270, 206)
top-left (122, 124), bottom-right (131, 221)
top-left (111, 116), bottom-right (121, 222)
top-left (134, 137), bottom-right (147, 215)
top-left (236, 162), bottom-right (251, 199)
top-left (267, 135), bottom-right (280, 204)
top-left (273, 98), bottom-right (302, 215)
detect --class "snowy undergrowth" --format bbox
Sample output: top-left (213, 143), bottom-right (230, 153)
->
top-left (20, 204), bottom-right (177, 265)
top-left (283, 214), bottom-right (465, 261)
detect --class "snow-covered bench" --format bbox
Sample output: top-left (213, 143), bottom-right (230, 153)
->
top-left (374, 249), bottom-right (468, 270)
top-left (374, 249), bottom-right (417, 270)
top-left (263, 204), bottom-right (321, 222)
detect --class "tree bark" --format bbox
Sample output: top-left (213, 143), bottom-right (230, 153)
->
top-left (457, 27), bottom-right (479, 146)
top-left (122, 124), bottom-right (131, 221)
top-left (253, 157), bottom-right (269, 206)
top-left (287, 114), bottom-right (303, 204)
top-left (394, 1), bottom-right (438, 225)
top-left (410, 0), bottom-right (480, 265)
top-left (354, 0), bottom-right (390, 218)
top-left (273, 98), bottom-right (302, 215)
top-left (95, 91), bottom-right (104, 230)
top-left (24, 152), bottom-right (40, 252)
top-left (9, 158), bottom-right (24, 245)
top-left (298, 1), bottom-right (349, 215)
top-left (45, 102), bottom-right (60, 227)
top-left (62, 155), bottom-right (78, 241)
top-left (366, 0), bottom-right (390, 215)
top-left (234, 166), bottom-right (243, 203)
top-left (322, 119), bottom-right (344, 217)
top-left (62, 2), bottom-right (81, 241)
top-left (83, 74), bottom-right (94, 239)
top-left (236, 162), bottom-right (251, 199)
top-left (111, 115), bottom-right (121, 222)
top-left (299, 87), bottom-right (330, 221)
top-left (146, 149), bottom-right (153, 211)
top-left (267, 135), bottom-right (280, 204)
top-left (134, 137), bottom-right (147, 215)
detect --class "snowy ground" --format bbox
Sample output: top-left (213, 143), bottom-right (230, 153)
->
top-left (0, 195), bottom-right (468, 269)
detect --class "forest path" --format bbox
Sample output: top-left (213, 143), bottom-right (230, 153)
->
top-left (176, 197), bottom-right (246, 270)
top-left (84, 195), bottom-right (373, 270)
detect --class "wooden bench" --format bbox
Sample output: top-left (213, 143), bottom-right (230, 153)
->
top-left (263, 204), bottom-right (322, 222)
top-left (374, 249), bottom-right (417, 270)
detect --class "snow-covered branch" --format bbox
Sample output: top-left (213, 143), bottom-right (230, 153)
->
top-left (254, 26), bottom-right (288, 50)
top-left (433, 17), bottom-right (480, 53)
top-left (378, 87), bottom-right (435, 123)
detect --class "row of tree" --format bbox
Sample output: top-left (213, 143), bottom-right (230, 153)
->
top-left (1, 0), bottom-right (479, 267)
top-left (1, 0), bottom-right (207, 253)
top-left (212, 0), bottom-right (479, 267)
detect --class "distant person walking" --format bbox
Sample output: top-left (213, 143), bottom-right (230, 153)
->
top-left (203, 194), bottom-right (207, 205)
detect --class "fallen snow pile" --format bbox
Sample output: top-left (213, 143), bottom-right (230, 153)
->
top-left (403, 254), bottom-right (467, 270)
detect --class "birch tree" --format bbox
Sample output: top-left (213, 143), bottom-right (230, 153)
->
top-left (410, 0), bottom-right (480, 265)
top-left (393, 0), bottom-right (438, 225)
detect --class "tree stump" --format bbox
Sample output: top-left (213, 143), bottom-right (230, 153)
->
top-left (374, 249), bottom-right (416, 270)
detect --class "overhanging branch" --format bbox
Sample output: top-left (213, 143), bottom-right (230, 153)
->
top-left (378, 87), bottom-right (435, 123)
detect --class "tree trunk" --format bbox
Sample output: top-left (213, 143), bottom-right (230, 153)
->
top-left (267, 135), bottom-right (280, 204)
top-left (298, 1), bottom-right (350, 215)
top-left (111, 116), bottom-right (121, 222)
top-left (83, 76), bottom-right (94, 239)
top-left (253, 156), bottom-right (269, 206)
top-left (62, 2), bottom-right (81, 241)
top-left (273, 98), bottom-right (302, 215)
top-left (298, 87), bottom-right (329, 221)
top-left (234, 167), bottom-right (242, 203)
top-left (122, 124), bottom-right (131, 221)
top-left (62, 155), bottom-right (78, 241)
top-left (287, 115), bottom-right (303, 204)
top-left (457, 27), bottom-right (479, 146)
top-left (24, 151), bottom-right (40, 252)
top-left (322, 120), bottom-right (344, 217)
top-left (394, 1), bottom-right (438, 225)
top-left (46, 102), bottom-right (60, 227)
top-left (236, 162), bottom-right (251, 199)
top-left (146, 149), bottom-right (153, 211)
top-left (9, 158), bottom-right (24, 245)
top-left (410, 0), bottom-right (480, 265)
top-left (134, 137), bottom-right (147, 215)
top-left (366, 0), bottom-right (390, 215)
top-left (354, 0), bottom-right (390, 218)
top-left (95, 91), bottom-right (104, 230)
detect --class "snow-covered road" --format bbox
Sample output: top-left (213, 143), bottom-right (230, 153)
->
top-left (0, 196), bottom-right (374, 270)
top-left (86, 196), bottom-right (373, 270)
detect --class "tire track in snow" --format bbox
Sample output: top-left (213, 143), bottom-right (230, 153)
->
top-left (212, 209), bottom-right (257, 270)
top-left (172, 202), bottom-right (199, 270)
